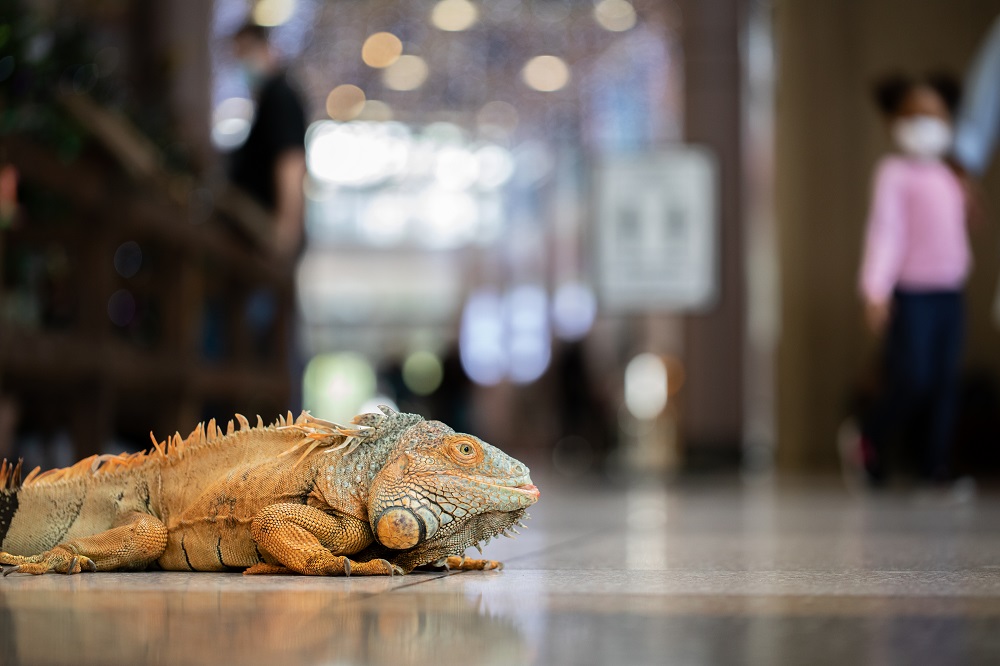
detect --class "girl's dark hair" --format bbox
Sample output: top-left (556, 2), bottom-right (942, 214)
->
top-left (872, 71), bottom-right (962, 116)
top-left (926, 72), bottom-right (961, 113)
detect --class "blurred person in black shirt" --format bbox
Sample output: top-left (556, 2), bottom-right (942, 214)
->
top-left (211, 23), bottom-right (307, 414)
top-left (229, 23), bottom-right (307, 262)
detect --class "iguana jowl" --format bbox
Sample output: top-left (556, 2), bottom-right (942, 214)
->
top-left (0, 406), bottom-right (538, 576)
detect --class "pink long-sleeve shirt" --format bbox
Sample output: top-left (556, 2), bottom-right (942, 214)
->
top-left (859, 155), bottom-right (970, 304)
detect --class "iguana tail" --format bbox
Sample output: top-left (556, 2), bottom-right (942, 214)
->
top-left (0, 453), bottom-right (139, 556)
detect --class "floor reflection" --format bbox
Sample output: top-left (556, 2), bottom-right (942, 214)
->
top-left (0, 576), bottom-right (526, 666)
top-left (2, 480), bottom-right (1000, 665)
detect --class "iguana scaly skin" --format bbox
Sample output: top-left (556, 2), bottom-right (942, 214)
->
top-left (0, 406), bottom-right (538, 576)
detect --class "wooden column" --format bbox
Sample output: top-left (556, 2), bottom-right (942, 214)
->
top-left (676, 0), bottom-right (747, 465)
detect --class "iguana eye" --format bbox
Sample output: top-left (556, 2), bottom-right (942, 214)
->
top-left (449, 438), bottom-right (481, 464)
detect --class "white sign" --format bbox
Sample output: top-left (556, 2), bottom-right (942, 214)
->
top-left (596, 148), bottom-right (718, 312)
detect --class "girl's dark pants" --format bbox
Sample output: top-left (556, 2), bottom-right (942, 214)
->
top-left (864, 290), bottom-right (964, 482)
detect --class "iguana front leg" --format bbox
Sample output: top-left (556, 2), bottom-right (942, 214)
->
top-left (246, 503), bottom-right (401, 576)
top-left (1, 511), bottom-right (168, 575)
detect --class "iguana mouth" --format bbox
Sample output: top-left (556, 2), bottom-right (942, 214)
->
top-left (437, 474), bottom-right (539, 499)
top-left (469, 480), bottom-right (539, 505)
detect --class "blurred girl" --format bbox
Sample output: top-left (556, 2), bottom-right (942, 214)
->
top-left (857, 73), bottom-right (970, 484)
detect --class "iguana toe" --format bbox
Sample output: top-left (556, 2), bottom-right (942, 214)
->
top-left (3, 563), bottom-right (53, 576)
top-left (444, 556), bottom-right (504, 571)
top-left (339, 557), bottom-right (399, 576)
top-left (0, 548), bottom-right (97, 576)
top-left (242, 563), bottom-right (293, 576)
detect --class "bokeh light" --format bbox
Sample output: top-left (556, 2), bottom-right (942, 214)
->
top-left (431, 0), bottom-right (479, 32)
top-left (307, 121), bottom-right (411, 187)
top-left (107, 289), bottom-right (136, 327)
top-left (325, 84), bottom-right (366, 121)
top-left (361, 32), bottom-right (403, 68)
top-left (475, 145), bottom-right (515, 189)
top-left (521, 55), bottom-right (571, 92)
top-left (505, 285), bottom-right (551, 384)
top-left (460, 289), bottom-right (506, 386)
top-left (594, 0), bottom-right (637, 32)
top-left (403, 351), bottom-right (445, 395)
top-left (513, 140), bottom-right (555, 186)
top-left (476, 100), bottom-right (519, 135)
top-left (418, 189), bottom-right (479, 248)
top-left (434, 146), bottom-right (479, 190)
top-left (424, 121), bottom-right (466, 144)
top-left (303, 352), bottom-right (376, 421)
top-left (552, 282), bottom-right (597, 341)
top-left (361, 193), bottom-right (409, 245)
top-left (357, 100), bottom-right (394, 122)
top-left (358, 396), bottom-right (399, 415)
top-left (252, 0), bottom-right (297, 27)
top-left (625, 353), bottom-right (668, 420)
top-left (383, 55), bottom-right (429, 91)
top-left (305, 121), bottom-right (512, 248)
top-left (113, 241), bottom-right (142, 279)
top-left (211, 97), bottom-right (254, 150)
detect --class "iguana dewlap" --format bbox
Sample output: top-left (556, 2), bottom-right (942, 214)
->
top-left (0, 406), bottom-right (538, 576)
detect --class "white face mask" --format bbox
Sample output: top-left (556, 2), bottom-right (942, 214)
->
top-left (892, 115), bottom-right (953, 159)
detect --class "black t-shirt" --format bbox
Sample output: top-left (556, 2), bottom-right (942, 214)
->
top-left (228, 72), bottom-right (306, 212)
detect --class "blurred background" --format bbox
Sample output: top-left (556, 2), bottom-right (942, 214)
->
top-left (2, 0), bottom-right (1000, 484)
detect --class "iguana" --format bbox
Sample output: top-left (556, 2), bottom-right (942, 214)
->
top-left (0, 406), bottom-right (538, 576)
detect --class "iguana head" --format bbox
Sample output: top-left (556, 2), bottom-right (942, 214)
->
top-left (367, 419), bottom-right (539, 569)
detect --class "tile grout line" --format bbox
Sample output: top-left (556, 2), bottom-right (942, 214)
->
top-left (361, 570), bottom-right (461, 597)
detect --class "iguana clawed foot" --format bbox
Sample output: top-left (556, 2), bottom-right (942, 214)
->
top-left (243, 557), bottom-right (403, 577)
top-left (0, 547), bottom-right (98, 576)
top-left (242, 563), bottom-right (294, 575)
top-left (445, 556), bottom-right (503, 571)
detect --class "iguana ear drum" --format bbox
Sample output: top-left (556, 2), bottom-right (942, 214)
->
top-left (375, 507), bottom-right (424, 550)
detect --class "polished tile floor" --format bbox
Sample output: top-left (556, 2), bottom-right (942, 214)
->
top-left (2, 478), bottom-right (1000, 665)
